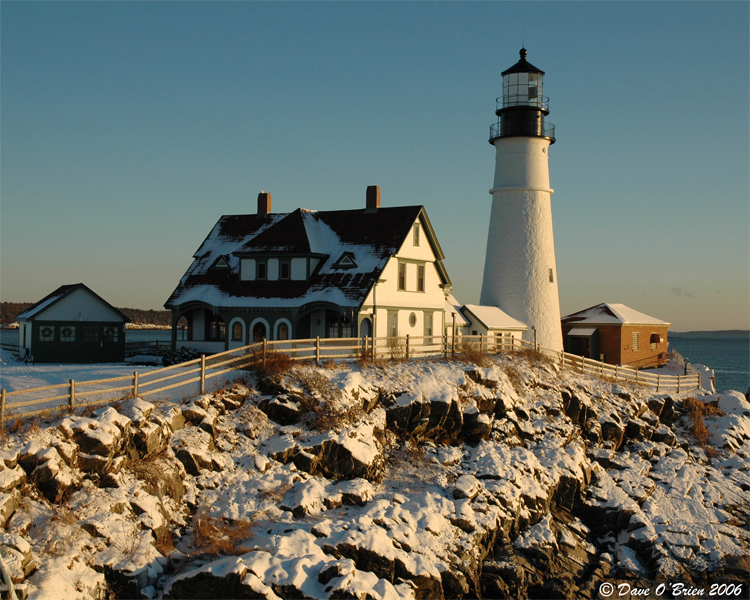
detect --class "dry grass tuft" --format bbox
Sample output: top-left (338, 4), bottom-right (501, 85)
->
top-left (295, 371), bottom-right (364, 432)
top-left (387, 338), bottom-right (407, 362)
top-left (458, 341), bottom-right (491, 367)
top-left (154, 528), bottom-right (176, 556)
top-left (503, 365), bottom-right (524, 391)
top-left (247, 348), bottom-right (295, 380)
top-left (191, 513), bottom-right (256, 556)
top-left (683, 397), bottom-right (724, 450)
top-left (513, 345), bottom-right (551, 367)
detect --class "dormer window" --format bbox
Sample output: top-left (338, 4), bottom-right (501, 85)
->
top-left (280, 260), bottom-right (291, 280)
top-left (413, 223), bottom-right (420, 246)
top-left (332, 252), bottom-right (357, 270)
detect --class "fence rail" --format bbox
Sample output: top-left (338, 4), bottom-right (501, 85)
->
top-left (0, 334), bottom-right (700, 426)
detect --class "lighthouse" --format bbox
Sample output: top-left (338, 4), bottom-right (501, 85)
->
top-left (480, 48), bottom-right (563, 351)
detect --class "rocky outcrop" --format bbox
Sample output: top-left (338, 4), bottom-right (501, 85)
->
top-left (3, 360), bottom-right (748, 600)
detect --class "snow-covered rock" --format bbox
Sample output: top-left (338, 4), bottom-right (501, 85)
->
top-left (2, 357), bottom-right (747, 599)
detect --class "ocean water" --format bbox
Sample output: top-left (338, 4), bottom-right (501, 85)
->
top-left (670, 333), bottom-right (749, 394)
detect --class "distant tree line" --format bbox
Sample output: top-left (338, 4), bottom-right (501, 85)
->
top-left (0, 302), bottom-right (171, 326)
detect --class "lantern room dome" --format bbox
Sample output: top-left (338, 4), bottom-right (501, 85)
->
top-left (501, 48), bottom-right (545, 76)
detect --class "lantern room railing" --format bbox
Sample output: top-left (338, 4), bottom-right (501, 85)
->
top-left (489, 120), bottom-right (555, 143)
top-left (497, 95), bottom-right (550, 111)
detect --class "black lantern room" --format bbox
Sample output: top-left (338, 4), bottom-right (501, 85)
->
top-left (489, 49), bottom-right (555, 144)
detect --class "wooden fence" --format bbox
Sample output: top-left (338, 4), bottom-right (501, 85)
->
top-left (0, 334), bottom-right (700, 427)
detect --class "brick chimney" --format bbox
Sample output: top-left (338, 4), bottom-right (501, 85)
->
top-left (366, 185), bottom-right (380, 211)
top-left (257, 191), bottom-right (271, 215)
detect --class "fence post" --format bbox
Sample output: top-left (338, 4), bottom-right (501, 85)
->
top-left (580, 355), bottom-right (584, 373)
top-left (316, 336), bottom-right (320, 365)
top-left (560, 351), bottom-right (564, 370)
top-left (480, 334), bottom-right (484, 355)
top-left (364, 336), bottom-right (369, 361)
top-left (200, 355), bottom-right (206, 394)
top-left (69, 379), bottom-right (75, 414)
top-left (615, 365), bottom-right (619, 382)
top-left (133, 371), bottom-right (139, 397)
top-left (656, 374), bottom-right (660, 393)
top-left (0, 389), bottom-right (5, 438)
top-left (635, 370), bottom-right (639, 385)
top-left (677, 375), bottom-right (680, 394)
top-left (405, 335), bottom-right (410, 360)
top-left (263, 339), bottom-right (267, 369)
top-left (443, 333), bottom-right (448, 359)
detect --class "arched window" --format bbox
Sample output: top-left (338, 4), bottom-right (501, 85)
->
top-left (232, 321), bottom-right (244, 342)
top-left (253, 322), bottom-right (267, 342)
top-left (277, 322), bottom-right (289, 341)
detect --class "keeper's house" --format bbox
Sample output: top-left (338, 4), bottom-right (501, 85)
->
top-left (165, 187), bottom-right (453, 353)
top-left (561, 303), bottom-right (670, 369)
top-left (16, 283), bottom-right (130, 363)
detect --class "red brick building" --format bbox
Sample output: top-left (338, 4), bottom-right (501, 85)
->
top-left (561, 303), bottom-right (670, 369)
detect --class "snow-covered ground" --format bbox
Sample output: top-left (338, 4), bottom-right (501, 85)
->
top-left (0, 347), bottom-right (158, 394)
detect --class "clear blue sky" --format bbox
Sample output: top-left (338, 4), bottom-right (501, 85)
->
top-left (2, 2), bottom-right (748, 331)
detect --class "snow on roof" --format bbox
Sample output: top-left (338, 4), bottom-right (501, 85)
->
top-left (16, 283), bottom-right (129, 323)
top-left (561, 303), bottom-right (670, 326)
top-left (567, 327), bottom-right (597, 337)
top-left (461, 304), bottom-right (527, 330)
top-left (165, 205), bottom-right (449, 310)
top-left (16, 287), bottom-right (72, 320)
top-left (444, 294), bottom-right (469, 326)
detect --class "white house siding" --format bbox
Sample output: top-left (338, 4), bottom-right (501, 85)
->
top-left (17, 322), bottom-right (30, 353)
top-left (359, 219), bottom-right (446, 340)
top-left (37, 288), bottom-right (123, 322)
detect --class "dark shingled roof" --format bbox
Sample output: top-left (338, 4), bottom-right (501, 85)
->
top-left (165, 205), bottom-right (450, 310)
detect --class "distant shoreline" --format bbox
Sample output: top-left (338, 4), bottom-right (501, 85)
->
top-left (670, 330), bottom-right (749, 338)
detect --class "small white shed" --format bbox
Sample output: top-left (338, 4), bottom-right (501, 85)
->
top-left (460, 304), bottom-right (528, 347)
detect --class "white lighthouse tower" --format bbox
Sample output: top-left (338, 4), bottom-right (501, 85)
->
top-left (480, 48), bottom-right (563, 351)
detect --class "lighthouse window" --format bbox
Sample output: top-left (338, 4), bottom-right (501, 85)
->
top-left (549, 268), bottom-right (554, 283)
